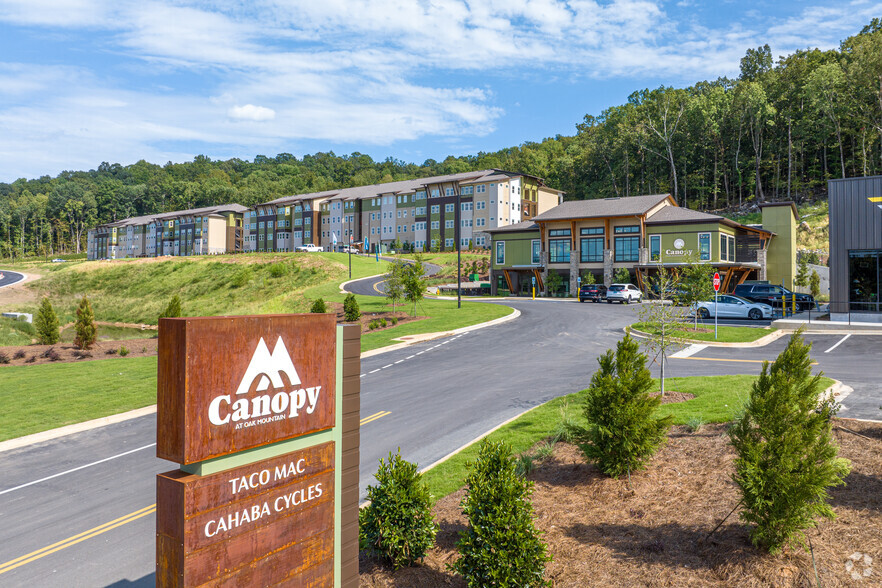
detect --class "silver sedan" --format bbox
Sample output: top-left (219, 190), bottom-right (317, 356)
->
top-left (694, 294), bottom-right (774, 320)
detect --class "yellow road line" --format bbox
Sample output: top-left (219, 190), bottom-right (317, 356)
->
top-left (1, 411), bottom-right (391, 575)
top-left (372, 280), bottom-right (385, 294)
top-left (0, 504), bottom-right (156, 575)
top-left (674, 356), bottom-right (818, 365)
top-left (360, 411), bottom-right (391, 425)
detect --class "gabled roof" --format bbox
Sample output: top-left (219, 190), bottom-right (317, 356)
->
top-left (483, 221), bottom-right (539, 234)
top-left (644, 206), bottom-right (722, 225)
top-left (532, 194), bottom-right (672, 222)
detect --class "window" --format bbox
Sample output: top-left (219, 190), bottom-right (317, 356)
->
top-left (531, 240), bottom-right (540, 265)
top-left (614, 235), bottom-right (639, 262)
top-left (699, 232), bottom-right (711, 261)
top-left (476, 218), bottom-right (486, 227)
top-left (614, 225), bottom-right (639, 234)
top-left (476, 201), bottom-right (485, 210)
top-left (445, 203), bottom-right (455, 213)
top-left (548, 228), bottom-right (571, 237)
top-left (402, 210), bottom-right (407, 218)
top-left (549, 238), bottom-right (571, 263)
top-left (445, 188), bottom-right (454, 196)
top-left (445, 220), bottom-right (454, 229)
top-left (397, 226), bottom-right (401, 233)
top-left (445, 238), bottom-right (454, 247)
top-left (848, 250), bottom-right (881, 312)
top-left (461, 202), bottom-right (472, 211)
top-left (431, 220), bottom-right (439, 229)
top-left (581, 236), bottom-right (604, 263)
top-left (477, 185), bottom-right (486, 193)
top-left (461, 186), bottom-right (473, 195)
top-left (431, 205), bottom-right (440, 214)
top-left (496, 241), bottom-right (505, 265)
top-left (650, 235), bottom-right (661, 262)
top-left (415, 206), bottom-right (426, 216)
top-left (397, 210), bottom-right (401, 218)
top-left (431, 189), bottom-right (439, 198)
top-left (727, 235), bottom-right (736, 261)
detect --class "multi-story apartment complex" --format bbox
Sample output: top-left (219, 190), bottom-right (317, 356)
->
top-left (87, 204), bottom-right (247, 260)
top-left (87, 170), bottom-right (562, 259)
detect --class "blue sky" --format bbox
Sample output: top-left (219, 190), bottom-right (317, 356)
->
top-left (0, 0), bottom-right (879, 182)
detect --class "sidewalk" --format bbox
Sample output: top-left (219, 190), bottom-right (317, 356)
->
top-left (772, 317), bottom-right (882, 334)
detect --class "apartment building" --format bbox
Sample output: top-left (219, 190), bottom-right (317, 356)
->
top-left (88, 204), bottom-right (247, 260)
top-left (488, 194), bottom-right (795, 296)
top-left (87, 169), bottom-right (563, 260)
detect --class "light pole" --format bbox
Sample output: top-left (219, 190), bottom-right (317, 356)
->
top-left (456, 187), bottom-right (461, 309)
top-left (347, 213), bottom-right (352, 279)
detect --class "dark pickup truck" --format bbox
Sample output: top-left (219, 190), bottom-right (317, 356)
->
top-left (732, 283), bottom-right (817, 312)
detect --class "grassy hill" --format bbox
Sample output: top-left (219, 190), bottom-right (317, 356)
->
top-left (731, 200), bottom-right (829, 258)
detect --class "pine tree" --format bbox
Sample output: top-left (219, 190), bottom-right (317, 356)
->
top-left (310, 298), bottom-right (327, 313)
top-left (729, 332), bottom-right (850, 553)
top-left (572, 335), bottom-right (672, 478)
top-left (795, 256), bottom-right (809, 288)
top-left (343, 293), bottom-right (361, 321)
top-left (34, 297), bottom-right (60, 345)
top-left (810, 270), bottom-right (821, 299)
top-left (159, 294), bottom-right (182, 320)
top-left (73, 296), bottom-right (97, 349)
top-left (452, 440), bottom-right (550, 587)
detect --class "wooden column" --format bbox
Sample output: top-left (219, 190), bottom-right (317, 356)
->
top-left (339, 324), bottom-right (361, 587)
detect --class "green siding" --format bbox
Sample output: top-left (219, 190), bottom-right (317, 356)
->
top-left (646, 222), bottom-right (724, 263)
top-left (762, 206), bottom-right (796, 288)
top-left (491, 230), bottom-right (540, 269)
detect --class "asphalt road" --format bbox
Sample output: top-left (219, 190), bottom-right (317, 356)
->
top-left (1, 296), bottom-right (880, 586)
top-left (0, 271), bottom-right (25, 289)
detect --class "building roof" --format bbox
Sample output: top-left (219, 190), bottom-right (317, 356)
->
top-left (483, 221), bottom-right (539, 234)
top-left (644, 206), bottom-right (723, 225)
top-left (532, 194), bottom-right (672, 222)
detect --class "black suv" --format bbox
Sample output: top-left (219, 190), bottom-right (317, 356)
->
top-left (732, 283), bottom-right (817, 312)
top-left (579, 284), bottom-right (607, 302)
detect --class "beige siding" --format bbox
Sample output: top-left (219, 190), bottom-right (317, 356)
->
top-left (207, 217), bottom-right (227, 253)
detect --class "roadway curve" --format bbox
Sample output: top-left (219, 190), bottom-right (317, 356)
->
top-left (343, 257), bottom-right (441, 296)
top-left (0, 270), bottom-right (26, 289)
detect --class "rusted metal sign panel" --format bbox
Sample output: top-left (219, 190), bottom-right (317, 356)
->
top-left (157, 442), bottom-right (335, 586)
top-left (157, 314), bottom-right (336, 464)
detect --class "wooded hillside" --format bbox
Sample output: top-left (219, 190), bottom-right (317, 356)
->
top-left (1, 20), bottom-right (880, 258)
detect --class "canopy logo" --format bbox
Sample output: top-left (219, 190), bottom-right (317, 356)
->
top-left (208, 336), bottom-right (322, 428)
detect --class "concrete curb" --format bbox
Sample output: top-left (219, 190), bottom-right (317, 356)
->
top-left (338, 273), bottom-right (385, 294)
top-left (772, 318), bottom-right (882, 334)
top-left (626, 325), bottom-right (787, 348)
top-left (361, 307), bottom-right (521, 358)
top-left (0, 405), bottom-right (157, 454)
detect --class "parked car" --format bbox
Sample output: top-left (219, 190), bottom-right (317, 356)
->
top-left (694, 294), bottom-right (774, 320)
top-left (578, 284), bottom-right (607, 302)
top-left (606, 283), bottom-right (642, 304)
top-left (732, 283), bottom-right (817, 312)
top-left (51, 258), bottom-right (66, 263)
top-left (295, 244), bottom-right (323, 252)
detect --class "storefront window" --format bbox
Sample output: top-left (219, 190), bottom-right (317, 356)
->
top-left (849, 250), bottom-right (881, 312)
top-left (549, 239), bottom-right (571, 263)
top-left (699, 232), bottom-right (711, 261)
top-left (581, 237), bottom-right (603, 262)
top-left (614, 236), bottom-right (639, 262)
top-left (650, 235), bottom-right (661, 261)
top-left (531, 240), bottom-right (541, 265)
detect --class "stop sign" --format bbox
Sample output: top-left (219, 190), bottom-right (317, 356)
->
top-left (713, 272), bottom-right (721, 292)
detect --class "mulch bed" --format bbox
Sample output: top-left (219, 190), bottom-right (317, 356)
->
top-left (360, 419), bottom-right (882, 587)
top-left (0, 338), bottom-right (159, 366)
top-left (328, 301), bottom-right (425, 334)
top-left (652, 391), bottom-right (696, 404)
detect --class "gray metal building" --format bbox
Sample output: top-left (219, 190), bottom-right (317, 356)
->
top-left (829, 176), bottom-right (882, 322)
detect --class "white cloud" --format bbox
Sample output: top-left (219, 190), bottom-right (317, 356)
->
top-left (1, 0), bottom-right (881, 180)
top-left (228, 104), bottom-right (276, 121)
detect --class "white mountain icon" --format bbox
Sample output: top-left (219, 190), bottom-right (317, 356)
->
top-left (235, 336), bottom-right (301, 396)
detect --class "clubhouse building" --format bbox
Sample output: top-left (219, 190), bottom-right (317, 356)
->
top-left (487, 194), bottom-right (798, 296)
top-left (87, 170), bottom-right (563, 260)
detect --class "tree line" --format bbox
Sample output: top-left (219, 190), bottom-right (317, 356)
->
top-left (1, 20), bottom-right (880, 259)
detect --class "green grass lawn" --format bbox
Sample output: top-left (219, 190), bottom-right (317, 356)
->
top-left (0, 356), bottom-right (158, 441)
top-left (631, 322), bottom-right (775, 343)
top-left (0, 317), bottom-right (36, 346)
top-left (419, 374), bottom-right (833, 500)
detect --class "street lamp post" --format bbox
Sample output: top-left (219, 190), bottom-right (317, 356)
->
top-left (347, 214), bottom-right (352, 279)
top-left (456, 188), bottom-right (461, 309)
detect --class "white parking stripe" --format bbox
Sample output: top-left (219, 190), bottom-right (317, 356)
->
top-left (369, 369), bottom-right (381, 374)
top-left (824, 334), bottom-right (851, 354)
top-left (406, 355), bottom-right (415, 359)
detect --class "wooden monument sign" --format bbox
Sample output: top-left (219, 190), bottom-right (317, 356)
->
top-left (156, 314), bottom-right (360, 587)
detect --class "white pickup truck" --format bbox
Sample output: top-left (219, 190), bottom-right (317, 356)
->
top-left (295, 244), bottom-right (323, 252)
